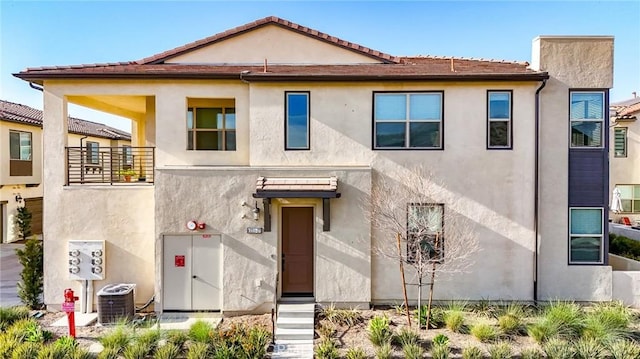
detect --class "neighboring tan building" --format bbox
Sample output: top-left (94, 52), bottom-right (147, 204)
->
top-left (0, 100), bottom-right (131, 243)
top-left (14, 17), bottom-right (630, 312)
top-left (610, 95), bottom-right (640, 224)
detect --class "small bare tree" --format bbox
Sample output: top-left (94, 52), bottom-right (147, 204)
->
top-left (369, 167), bottom-right (479, 329)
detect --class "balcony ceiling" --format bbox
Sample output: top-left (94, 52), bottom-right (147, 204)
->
top-left (66, 95), bottom-right (147, 120)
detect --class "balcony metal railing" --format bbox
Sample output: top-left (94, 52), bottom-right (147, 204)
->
top-left (66, 147), bottom-right (155, 185)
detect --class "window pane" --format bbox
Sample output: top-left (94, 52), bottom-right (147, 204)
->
top-left (195, 131), bottom-right (219, 150)
top-left (9, 132), bottom-right (20, 159)
top-left (409, 94), bottom-right (441, 120)
top-left (195, 108), bottom-right (220, 129)
top-left (375, 94), bottom-right (406, 121)
top-left (287, 94), bottom-right (309, 149)
top-left (618, 185), bottom-right (633, 199)
top-left (226, 109), bottom-right (236, 129)
top-left (571, 121), bottom-right (602, 147)
top-left (570, 237), bottom-right (601, 262)
top-left (187, 131), bottom-right (194, 150)
top-left (634, 185), bottom-right (640, 198)
top-left (570, 208), bottom-right (602, 235)
top-left (409, 122), bottom-right (440, 148)
top-left (187, 108), bottom-right (194, 129)
top-left (622, 199), bottom-right (633, 212)
top-left (571, 92), bottom-right (604, 119)
top-left (376, 123), bottom-right (406, 147)
top-left (226, 131), bottom-right (236, 151)
top-left (489, 92), bottom-right (510, 119)
top-left (489, 121), bottom-right (509, 147)
top-left (634, 200), bottom-right (640, 213)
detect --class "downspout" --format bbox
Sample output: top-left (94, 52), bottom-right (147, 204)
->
top-left (534, 79), bottom-right (547, 304)
top-left (29, 82), bottom-right (43, 92)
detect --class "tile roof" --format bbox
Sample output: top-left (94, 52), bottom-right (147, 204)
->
top-left (1, 100), bottom-right (131, 140)
top-left (139, 16), bottom-right (400, 64)
top-left (611, 97), bottom-right (640, 121)
top-left (14, 16), bottom-right (547, 83)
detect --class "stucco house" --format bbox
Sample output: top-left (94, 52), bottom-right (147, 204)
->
top-left (0, 100), bottom-right (130, 243)
top-left (14, 16), bottom-right (630, 313)
top-left (610, 95), bottom-right (640, 224)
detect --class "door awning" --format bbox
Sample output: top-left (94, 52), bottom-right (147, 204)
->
top-left (252, 176), bottom-right (341, 232)
top-left (252, 176), bottom-right (341, 198)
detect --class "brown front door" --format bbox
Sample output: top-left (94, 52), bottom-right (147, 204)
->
top-left (282, 207), bottom-right (314, 296)
top-left (24, 197), bottom-right (43, 236)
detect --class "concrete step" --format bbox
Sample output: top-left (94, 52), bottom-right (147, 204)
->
top-left (274, 327), bottom-right (314, 341)
top-left (276, 316), bottom-right (314, 329)
top-left (277, 303), bottom-right (315, 313)
top-left (271, 340), bottom-right (314, 359)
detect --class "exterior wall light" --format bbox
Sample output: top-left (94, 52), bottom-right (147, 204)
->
top-left (252, 202), bottom-right (260, 220)
top-left (15, 194), bottom-right (22, 203)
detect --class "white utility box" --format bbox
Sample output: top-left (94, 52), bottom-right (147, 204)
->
top-left (68, 240), bottom-right (105, 280)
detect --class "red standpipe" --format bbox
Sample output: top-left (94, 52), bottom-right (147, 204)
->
top-left (63, 288), bottom-right (79, 338)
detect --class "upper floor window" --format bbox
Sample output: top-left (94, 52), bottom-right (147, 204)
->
top-left (86, 141), bottom-right (99, 164)
top-left (285, 92), bottom-right (310, 150)
top-left (616, 184), bottom-right (640, 213)
top-left (614, 127), bottom-right (627, 157)
top-left (570, 91), bottom-right (605, 148)
top-left (407, 203), bottom-right (444, 263)
top-left (9, 130), bottom-right (32, 176)
top-left (187, 106), bottom-right (236, 151)
top-left (374, 92), bottom-right (443, 149)
top-left (487, 91), bottom-right (512, 149)
top-left (122, 145), bottom-right (132, 166)
top-left (569, 207), bottom-right (604, 264)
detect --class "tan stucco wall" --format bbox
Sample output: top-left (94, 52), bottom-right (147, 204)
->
top-left (0, 121), bottom-right (43, 186)
top-left (167, 24), bottom-right (381, 65)
top-left (534, 37), bottom-right (614, 301)
top-left (610, 114), bottom-right (640, 223)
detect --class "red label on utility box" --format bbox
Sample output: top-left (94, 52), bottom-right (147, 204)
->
top-left (175, 255), bottom-right (185, 267)
top-left (202, 234), bottom-right (211, 239)
top-left (62, 302), bottom-right (75, 313)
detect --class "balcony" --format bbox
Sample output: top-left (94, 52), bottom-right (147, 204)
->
top-left (66, 147), bottom-right (155, 185)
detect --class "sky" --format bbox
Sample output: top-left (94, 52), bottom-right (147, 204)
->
top-left (1, 1), bottom-right (639, 132)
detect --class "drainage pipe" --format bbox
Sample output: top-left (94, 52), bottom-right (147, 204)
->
top-left (533, 79), bottom-right (547, 304)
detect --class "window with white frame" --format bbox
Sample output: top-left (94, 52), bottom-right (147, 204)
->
top-left (614, 127), bottom-right (627, 157)
top-left (374, 92), bottom-right (443, 149)
top-left (569, 208), bottom-right (604, 264)
top-left (407, 203), bottom-right (444, 263)
top-left (285, 92), bottom-right (310, 150)
top-left (122, 145), bottom-right (132, 166)
top-left (616, 185), bottom-right (640, 213)
top-left (187, 106), bottom-right (236, 151)
top-left (570, 91), bottom-right (605, 147)
top-left (487, 91), bottom-right (512, 148)
top-left (86, 141), bottom-right (99, 164)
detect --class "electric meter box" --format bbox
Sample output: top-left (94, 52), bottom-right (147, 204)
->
top-left (68, 240), bottom-right (105, 280)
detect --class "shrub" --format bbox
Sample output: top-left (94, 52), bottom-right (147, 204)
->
top-left (69, 347), bottom-right (94, 359)
top-left (607, 339), bottom-right (640, 359)
top-left (123, 342), bottom-right (148, 359)
top-left (574, 337), bottom-right (605, 359)
top-left (10, 342), bottom-right (41, 359)
top-left (431, 343), bottom-right (449, 359)
top-left (0, 306), bottom-right (30, 331)
top-left (33, 344), bottom-right (67, 359)
top-left (488, 342), bottom-right (512, 359)
top-left (582, 301), bottom-right (632, 344)
top-left (610, 233), bottom-right (640, 260)
top-left (444, 310), bottom-right (465, 332)
top-left (315, 338), bottom-right (338, 359)
top-left (461, 346), bottom-right (483, 359)
top-left (241, 326), bottom-right (270, 359)
top-left (520, 348), bottom-right (544, 359)
top-left (447, 300), bottom-right (469, 312)
top-left (432, 333), bottom-right (449, 346)
top-left (53, 335), bottom-right (77, 352)
top-left (393, 327), bottom-right (419, 347)
top-left (375, 343), bottom-right (392, 359)
top-left (135, 329), bottom-right (161, 355)
top-left (345, 347), bottom-right (366, 359)
top-left (321, 304), bottom-right (362, 327)
top-left (0, 335), bottom-right (20, 358)
top-left (15, 238), bottom-right (43, 309)
top-left (543, 300), bottom-right (583, 339)
top-left (188, 320), bottom-right (215, 343)
top-left (165, 330), bottom-right (188, 352)
top-left (367, 315), bottom-right (392, 347)
top-left (498, 302), bottom-right (528, 318)
top-left (542, 338), bottom-right (575, 359)
top-left (472, 299), bottom-right (496, 317)
top-left (317, 320), bottom-right (336, 339)
top-left (154, 343), bottom-right (180, 359)
top-left (527, 318), bottom-right (560, 344)
top-left (185, 342), bottom-right (210, 359)
top-left (99, 325), bottom-right (133, 353)
top-left (404, 342), bottom-right (425, 359)
top-left (498, 314), bottom-right (522, 335)
top-left (416, 305), bottom-right (445, 328)
top-left (470, 323), bottom-right (498, 342)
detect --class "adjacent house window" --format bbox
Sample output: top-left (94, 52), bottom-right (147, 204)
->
top-left (187, 106), bottom-right (236, 151)
top-left (9, 130), bottom-right (32, 176)
top-left (285, 92), bottom-right (310, 150)
top-left (569, 208), bottom-right (604, 264)
top-left (614, 127), bottom-right (627, 157)
top-left (122, 145), bottom-right (132, 166)
top-left (487, 91), bottom-right (512, 149)
top-left (407, 203), bottom-right (444, 263)
top-left (616, 185), bottom-right (640, 213)
top-left (86, 141), bottom-right (99, 164)
top-left (374, 92), bottom-right (443, 149)
top-left (570, 91), bottom-right (605, 148)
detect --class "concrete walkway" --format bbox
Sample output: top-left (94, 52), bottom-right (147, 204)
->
top-left (0, 243), bottom-right (24, 307)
